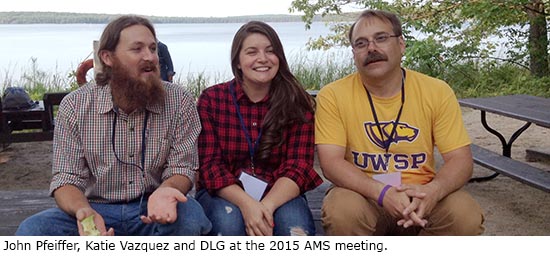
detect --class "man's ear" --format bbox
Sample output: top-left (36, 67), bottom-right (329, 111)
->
top-left (100, 50), bottom-right (114, 67)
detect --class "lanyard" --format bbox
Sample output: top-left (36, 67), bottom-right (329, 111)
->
top-left (365, 70), bottom-right (405, 170)
top-left (111, 109), bottom-right (149, 174)
top-left (230, 82), bottom-right (263, 175)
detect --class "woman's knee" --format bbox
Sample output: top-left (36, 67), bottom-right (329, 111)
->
top-left (197, 193), bottom-right (245, 236)
top-left (273, 196), bottom-right (316, 236)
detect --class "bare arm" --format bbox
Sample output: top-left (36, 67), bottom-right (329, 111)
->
top-left (159, 174), bottom-right (193, 194)
top-left (424, 145), bottom-right (473, 201)
top-left (317, 144), bottom-right (384, 201)
top-left (261, 177), bottom-right (300, 214)
top-left (53, 184), bottom-right (91, 217)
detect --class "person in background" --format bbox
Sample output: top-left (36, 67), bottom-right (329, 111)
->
top-left (315, 9), bottom-right (485, 235)
top-left (196, 21), bottom-right (323, 236)
top-left (15, 15), bottom-right (211, 236)
top-left (158, 41), bottom-right (175, 82)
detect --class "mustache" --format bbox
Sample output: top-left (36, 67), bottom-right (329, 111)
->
top-left (363, 51), bottom-right (388, 66)
top-left (140, 61), bottom-right (158, 72)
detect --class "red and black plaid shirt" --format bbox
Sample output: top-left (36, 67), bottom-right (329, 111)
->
top-left (197, 79), bottom-right (322, 195)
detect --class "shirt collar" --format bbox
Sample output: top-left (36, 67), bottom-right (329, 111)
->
top-left (233, 79), bottom-right (270, 103)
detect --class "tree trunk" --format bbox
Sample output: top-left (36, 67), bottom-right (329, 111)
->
top-left (527, 0), bottom-right (549, 77)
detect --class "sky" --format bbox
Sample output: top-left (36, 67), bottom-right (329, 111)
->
top-left (0, 0), bottom-right (300, 17)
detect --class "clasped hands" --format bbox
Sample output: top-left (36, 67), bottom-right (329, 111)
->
top-left (240, 198), bottom-right (275, 236)
top-left (382, 183), bottom-right (441, 229)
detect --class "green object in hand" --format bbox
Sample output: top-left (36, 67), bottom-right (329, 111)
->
top-left (81, 215), bottom-right (100, 236)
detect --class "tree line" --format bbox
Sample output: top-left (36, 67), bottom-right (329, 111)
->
top-left (290, 0), bottom-right (550, 78)
top-left (0, 11), bottom-right (343, 24)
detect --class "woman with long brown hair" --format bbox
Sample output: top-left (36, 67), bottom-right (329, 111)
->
top-left (196, 21), bottom-right (322, 236)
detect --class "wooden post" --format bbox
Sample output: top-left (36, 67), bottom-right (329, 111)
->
top-left (93, 40), bottom-right (102, 76)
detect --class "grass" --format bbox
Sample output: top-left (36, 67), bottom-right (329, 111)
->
top-left (2, 58), bottom-right (78, 101)
top-left (2, 54), bottom-right (549, 101)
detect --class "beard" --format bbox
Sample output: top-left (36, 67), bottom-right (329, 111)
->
top-left (109, 57), bottom-right (165, 113)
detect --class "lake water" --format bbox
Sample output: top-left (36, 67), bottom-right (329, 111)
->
top-left (0, 22), bottom-right (351, 86)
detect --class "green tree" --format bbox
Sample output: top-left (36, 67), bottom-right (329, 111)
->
top-left (290, 0), bottom-right (550, 77)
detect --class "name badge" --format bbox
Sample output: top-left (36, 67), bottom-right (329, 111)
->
top-left (239, 171), bottom-right (268, 201)
top-left (372, 172), bottom-right (402, 186)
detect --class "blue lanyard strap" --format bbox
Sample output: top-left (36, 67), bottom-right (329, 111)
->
top-left (230, 82), bottom-right (263, 174)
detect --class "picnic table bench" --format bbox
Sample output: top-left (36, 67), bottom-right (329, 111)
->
top-left (459, 94), bottom-right (550, 192)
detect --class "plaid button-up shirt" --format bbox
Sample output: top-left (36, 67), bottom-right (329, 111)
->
top-left (50, 82), bottom-right (201, 203)
top-left (196, 79), bottom-right (322, 195)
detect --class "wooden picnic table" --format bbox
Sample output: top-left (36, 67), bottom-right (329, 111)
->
top-left (1, 92), bottom-right (68, 147)
top-left (459, 94), bottom-right (550, 191)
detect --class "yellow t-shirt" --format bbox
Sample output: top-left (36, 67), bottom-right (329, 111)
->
top-left (315, 69), bottom-right (470, 184)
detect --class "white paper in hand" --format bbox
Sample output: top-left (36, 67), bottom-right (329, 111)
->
top-left (372, 171), bottom-right (402, 186)
top-left (239, 171), bottom-right (268, 201)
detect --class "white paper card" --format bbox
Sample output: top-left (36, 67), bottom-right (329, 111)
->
top-left (373, 172), bottom-right (402, 186)
top-left (239, 171), bottom-right (268, 201)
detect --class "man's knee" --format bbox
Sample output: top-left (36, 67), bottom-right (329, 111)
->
top-left (16, 208), bottom-right (77, 236)
top-left (321, 187), bottom-right (378, 235)
top-left (425, 190), bottom-right (485, 235)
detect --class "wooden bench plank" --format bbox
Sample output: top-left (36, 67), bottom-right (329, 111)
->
top-left (470, 144), bottom-right (550, 192)
top-left (305, 182), bottom-right (330, 235)
top-left (0, 190), bottom-right (55, 235)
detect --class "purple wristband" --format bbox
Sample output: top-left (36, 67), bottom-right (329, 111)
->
top-left (377, 185), bottom-right (392, 207)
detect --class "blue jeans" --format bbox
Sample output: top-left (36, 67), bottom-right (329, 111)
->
top-left (15, 197), bottom-right (212, 236)
top-left (196, 189), bottom-right (316, 236)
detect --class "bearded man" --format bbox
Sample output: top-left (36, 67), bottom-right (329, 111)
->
top-left (16, 15), bottom-right (211, 236)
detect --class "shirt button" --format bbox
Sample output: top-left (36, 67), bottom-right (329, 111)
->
top-left (129, 153), bottom-right (135, 158)
top-left (129, 126), bottom-right (135, 132)
top-left (129, 181), bottom-right (133, 185)
top-left (252, 122), bottom-right (257, 127)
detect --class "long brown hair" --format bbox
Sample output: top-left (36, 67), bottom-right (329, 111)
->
top-left (230, 21), bottom-right (315, 161)
top-left (95, 15), bottom-right (157, 86)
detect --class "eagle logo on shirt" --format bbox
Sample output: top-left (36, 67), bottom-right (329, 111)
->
top-left (364, 121), bottom-right (419, 149)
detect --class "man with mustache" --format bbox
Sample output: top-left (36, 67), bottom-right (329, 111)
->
top-left (16, 15), bottom-right (211, 236)
top-left (315, 10), bottom-right (485, 235)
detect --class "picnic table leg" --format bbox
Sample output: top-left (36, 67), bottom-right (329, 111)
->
top-left (470, 111), bottom-right (532, 182)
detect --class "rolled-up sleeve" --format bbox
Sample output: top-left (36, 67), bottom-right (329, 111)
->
top-left (162, 90), bottom-right (201, 184)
